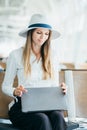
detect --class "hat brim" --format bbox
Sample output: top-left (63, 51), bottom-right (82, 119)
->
top-left (19, 27), bottom-right (61, 40)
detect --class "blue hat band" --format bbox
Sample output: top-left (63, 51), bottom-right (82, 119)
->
top-left (28, 23), bottom-right (52, 29)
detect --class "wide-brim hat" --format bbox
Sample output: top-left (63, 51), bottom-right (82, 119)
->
top-left (19, 14), bottom-right (61, 40)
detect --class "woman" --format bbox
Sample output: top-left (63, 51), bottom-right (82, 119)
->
top-left (2, 14), bottom-right (67, 130)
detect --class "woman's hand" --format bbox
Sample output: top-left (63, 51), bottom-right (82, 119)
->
top-left (60, 82), bottom-right (67, 94)
top-left (13, 85), bottom-right (28, 97)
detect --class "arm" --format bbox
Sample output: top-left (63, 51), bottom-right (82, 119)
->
top-left (2, 51), bottom-right (17, 98)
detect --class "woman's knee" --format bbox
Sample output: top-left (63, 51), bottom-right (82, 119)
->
top-left (50, 111), bottom-right (64, 121)
top-left (36, 113), bottom-right (52, 130)
top-left (52, 111), bottom-right (63, 116)
top-left (50, 111), bottom-right (67, 130)
top-left (36, 113), bottom-right (50, 123)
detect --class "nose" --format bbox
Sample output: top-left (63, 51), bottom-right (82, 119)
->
top-left (40, 34), bottom-right (44, 39)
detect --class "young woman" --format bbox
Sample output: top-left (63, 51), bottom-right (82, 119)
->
top-left (2, 14), bottom-right (67, 130)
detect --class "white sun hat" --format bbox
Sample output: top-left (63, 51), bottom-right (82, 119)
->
top-left (19, 14), bottom-right (61, 40)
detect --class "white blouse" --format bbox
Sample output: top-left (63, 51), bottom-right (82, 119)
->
top-left (2, 47), bottom-right (60, 98)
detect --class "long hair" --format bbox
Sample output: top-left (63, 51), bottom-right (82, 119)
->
top-left (23, 29), bottom-right (54, 79)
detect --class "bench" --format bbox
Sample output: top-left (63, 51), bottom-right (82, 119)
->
top-left (64, 69), bottom-right (87, 118)
top-left (0, 70), bottom-right (80, 130)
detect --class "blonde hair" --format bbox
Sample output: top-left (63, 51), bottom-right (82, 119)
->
top-left (23, 29), bottom-right (54, 79)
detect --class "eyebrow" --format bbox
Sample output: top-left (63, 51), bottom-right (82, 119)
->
top-left (36, 29), bottom-right (49, 33)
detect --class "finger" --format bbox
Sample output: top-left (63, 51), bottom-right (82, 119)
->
top-left (62, 89), bottom-right (66, 94)
top-left (17, 90), bottom-right (22, 97)
top-left (19, 85), bottom-right (28, 93)
top-left (61, 82), bottom-right (65, 86)
top-left (14, 89), bottom-right (22, 97)
top-left (62, 88), bottom-right (66, 93)
top-left (61, 86), bottom-right (66, 90)
top-left (19, 85), bottom-right (25, 90)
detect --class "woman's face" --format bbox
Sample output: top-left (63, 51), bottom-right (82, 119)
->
top-left (32, 28), bottom-right (50, 47)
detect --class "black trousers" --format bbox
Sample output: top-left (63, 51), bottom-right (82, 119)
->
top-left (8, 97), bottom-right (67, 130)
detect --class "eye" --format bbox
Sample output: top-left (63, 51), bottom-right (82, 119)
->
top-left (45, 33), bottom-right (49, 35)
top-left (37, 31), bottom-right (41, 34)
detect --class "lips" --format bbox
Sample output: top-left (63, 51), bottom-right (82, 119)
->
top-left (38, 39), bottom-right (44, 43)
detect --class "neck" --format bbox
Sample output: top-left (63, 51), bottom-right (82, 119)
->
top-left (32, 43), bottom-right (41, 60)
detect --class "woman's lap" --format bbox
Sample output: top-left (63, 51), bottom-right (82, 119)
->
top-left (8, 100), bottom-right (66, 130)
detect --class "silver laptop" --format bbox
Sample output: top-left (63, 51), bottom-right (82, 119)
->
top-left (21, 87), bottom-right (68, 112)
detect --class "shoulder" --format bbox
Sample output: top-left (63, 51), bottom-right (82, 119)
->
top-left (10, 47), bottom-right (23, 56)
top-left (7, 47), bottom-right (24, 65)
top-left (9, 47), bottom-right (23, 59)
